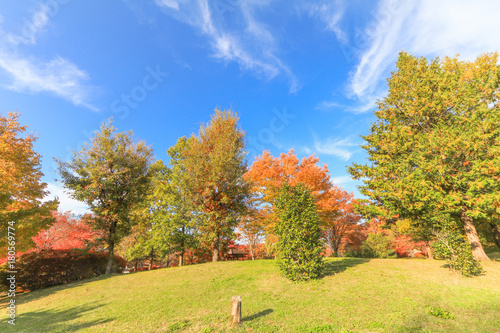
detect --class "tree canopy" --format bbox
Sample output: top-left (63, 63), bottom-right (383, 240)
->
top-left (181, 109), bottom-right (251, 262)
top-left (57, 120), bottom-right (154, 273)
top-left (0, 112), bottom-right (57, 250)
top-left (349, 52), bottom-right (500, 261)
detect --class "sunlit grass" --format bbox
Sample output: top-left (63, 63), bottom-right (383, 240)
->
top-left (1, 254), bottom-right (499, 332)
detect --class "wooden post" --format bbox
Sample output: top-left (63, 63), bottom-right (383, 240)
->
top-left (230, 296), bottom-right (242, 325)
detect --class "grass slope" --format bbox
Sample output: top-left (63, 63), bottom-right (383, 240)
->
top-left (1, 256), bottom-right (499, 332)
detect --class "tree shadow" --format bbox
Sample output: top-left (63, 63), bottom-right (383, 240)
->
top-left (244, 309), bottom-right (273, 322)
top-left (0, 273), bottom-right (122, 306)
top-left (0, 303), bottom-right (114, 332)
top-left (322, 258), bottom-right (371, 277)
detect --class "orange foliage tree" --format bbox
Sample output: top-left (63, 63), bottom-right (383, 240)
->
top-left (244, 149), bottom-right (346, 251)
top-left (32, 211), bottom-right (103, 250)
top-left (323, 192), bottom-right (363, 256)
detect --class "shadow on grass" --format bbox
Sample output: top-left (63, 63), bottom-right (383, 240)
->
top-left (0, 303), bottom-right (114, 332)
top-left (244, 309), bottom-right (273, 322)
top-left (322, 258), bottom-right (371, 277)
top-left (487, 252), bottom-right (500, 261)
top-left (0, 273), bottom-right (122, 307)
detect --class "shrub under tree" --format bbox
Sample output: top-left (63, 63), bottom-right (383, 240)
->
top-left (274, 183), bottom-right (323, 281)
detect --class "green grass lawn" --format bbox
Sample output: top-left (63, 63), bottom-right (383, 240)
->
top-left (1, 255), bottom-right (499, 332)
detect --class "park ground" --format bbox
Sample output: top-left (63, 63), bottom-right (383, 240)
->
top-left (1, 254), bottom-right (499, 332)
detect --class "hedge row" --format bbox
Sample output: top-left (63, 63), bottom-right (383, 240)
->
top-left (0, 249), bottom-right (126, 291)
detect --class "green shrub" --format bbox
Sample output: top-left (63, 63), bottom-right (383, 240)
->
top-left (428, 307), bottom-right (454, 319)
top-left (0, 249), bottom-right (126, 291)
top-left (432, 227), bottom-right (482, 277)
top-left (274, 183), bottom-right (324, 281)
top-left (360, 233), bottom-right (395, 258)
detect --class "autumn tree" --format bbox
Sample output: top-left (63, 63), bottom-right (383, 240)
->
top-left (349, 52), bottom-right (500, 261)
top-left (275, 183), bottom-right (323, 281)
top-left (57, 120), bottom-right (153, 274)
top-left (182, 109), bottom-right (250, 262)
top-left (0, 112), bottom-right (57, 251)
top-left (323, 191), bottom-right (362, 256)
top-left (32, 211), bottom-right (102, 250)
top-left (239, 213), bottom-right (265, 260)
top-left (245, 149), bottom-right (343, 234)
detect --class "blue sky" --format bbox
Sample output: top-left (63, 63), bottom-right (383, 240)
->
top-left (1, 0), bottom-right (499, 214)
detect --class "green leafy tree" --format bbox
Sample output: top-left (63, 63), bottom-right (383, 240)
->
top-left (149, 148), bottom-right (199, 267)
top-left (349, 52), bottom-right (500, 262)
top-left (57, 120), bottom-right (153, 274)
top-left (183, 109), bottom-right (251, 262)
top-left (274, 183), bottom-right (323, 281)
top-left (0, 112), bottom-right (57, 251)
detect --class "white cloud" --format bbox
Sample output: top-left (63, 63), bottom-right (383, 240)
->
top-left (154, 0), bottom-right (180, 11)
top-left (313, 137), bottom-right (358, 161)
top-left (348, 0), bottom-right (500, 111)
top-left (331, 175), bottom-right (354, 186)
top-left (155, 0), bottom-right (299, 93)
top-left (0, 5), bottom-right (98, 110)
top-left (303, 0), bottom-right (347, 43)
top-left (44, 182), bottom-right (90, 215)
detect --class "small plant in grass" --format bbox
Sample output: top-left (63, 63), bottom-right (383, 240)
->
top-left (428, 307), bottom-right (454, 319)
top-left (274, 182), bottom-right (323, 281)
top-left (432, 226), bottom-right (482, 277)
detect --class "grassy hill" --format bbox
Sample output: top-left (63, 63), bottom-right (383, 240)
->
top-left (1, 256), bottom-right (499, 332)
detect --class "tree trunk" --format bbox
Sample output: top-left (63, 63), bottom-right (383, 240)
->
top-left (425, 242), bottom-right (434, 260)
top-left (212, 234), bottom-right (220, 262)
top-left (461, 208), bottom-right (490, 261)
top-left (105, 220), bottom-right (118, 275)
top-left (179, 252), bottom-right (184, 267)
top-left (149, 248), bottom-right (154, 270)
top-left (490, 222), bottom-right (500, 250)
top-left (332, 242), bottom-right (340, 257)
top-left (212, 247), bottom-right (219, 262)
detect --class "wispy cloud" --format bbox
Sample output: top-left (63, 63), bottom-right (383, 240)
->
top-left (348, 0), bottom-right (500, 112)
top-left (155, 0), bottom-right (299, 93)
top-left (302, 0), bottom-right (347, 43)
top-left (313, 136), bottom-right (359, 161)
top-left (0, 5), bottom-right (98, 110)
top-left (331, 175), bottom-right (354, 186)
top-left (45, 182), bottom-right (90, 215)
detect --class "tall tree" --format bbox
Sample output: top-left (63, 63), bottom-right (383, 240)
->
top-left (0, 112), bottom-right (57, 250)
top-left (349, 52), bottom-right (500, 261)
top-left (148, 152), bottom-right (198, 267)
top-left (57, 120), bottom-right (153, 274)
top-left (183, 109), bottom-right (250, 262)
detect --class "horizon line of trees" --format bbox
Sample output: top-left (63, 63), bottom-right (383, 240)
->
top-left (3, 51), bottom-right (500, 279)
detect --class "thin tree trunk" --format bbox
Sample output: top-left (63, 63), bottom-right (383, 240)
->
top-left (425, 242), bottom-right (434, 260)
top-left (490, 222), bottom-right (500, 250)
top-left (212, 236), bottom-right (220, 262)
top-left (179, 251), bottom-right (184, 267)
top-left (462, 208), bottom-right (490, 261)
top-left (179, 228), bottom-right (185, 266)
top-left (105, 220), bottom-right (117, 275)
top-left (149, 248), bottom-right (154, 270)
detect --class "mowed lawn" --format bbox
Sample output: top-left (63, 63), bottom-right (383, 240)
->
top-left (1, 256), bottom-right (499, 332)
